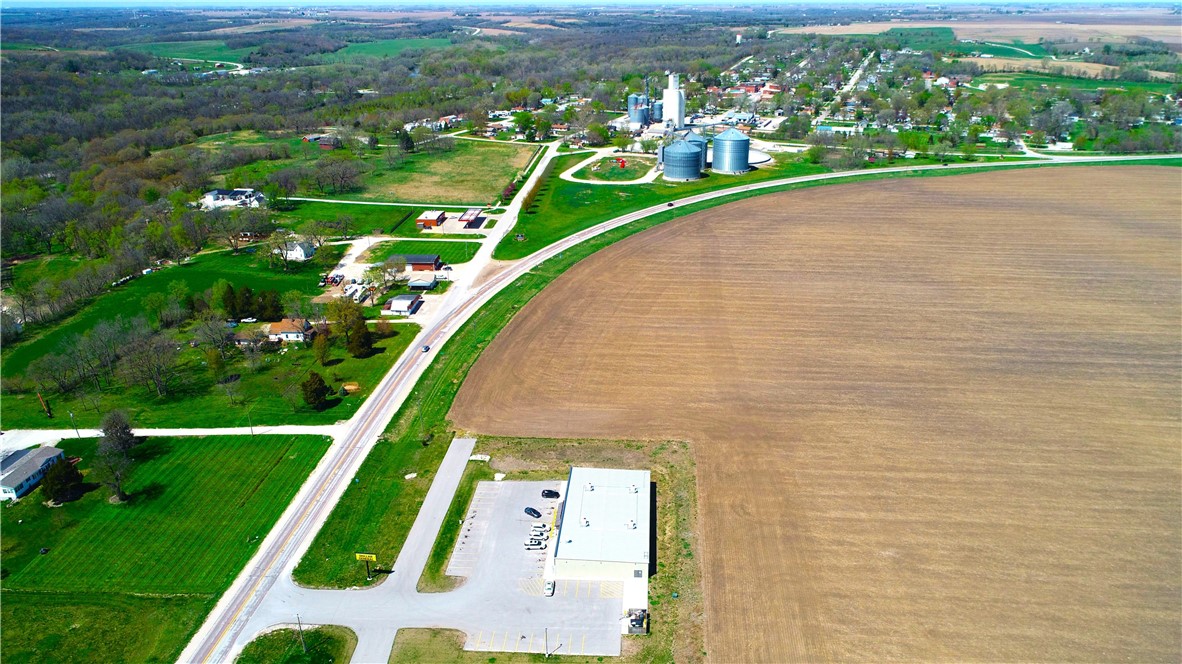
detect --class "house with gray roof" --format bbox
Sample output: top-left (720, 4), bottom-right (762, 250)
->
top-left (1, 446), bottom-right (65, 501)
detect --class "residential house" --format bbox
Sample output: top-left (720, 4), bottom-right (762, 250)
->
top-left (1, 447), bottom-right (65, 501)
top-left (266, 318), bottom-right (311, 343)
top-left (318, 135), bottom-right (342, 150)
top-left (274, 240), bottom-right (316, 262)
top-left (200, 188), bottom-right (265, 210)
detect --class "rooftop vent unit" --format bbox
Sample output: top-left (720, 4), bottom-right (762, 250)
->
top-left (586, 482), bottom-right (594, 491)
top-left (582, 517), bottom-right (590, 527)
top-left (627, 519), bottom-right (637, 530)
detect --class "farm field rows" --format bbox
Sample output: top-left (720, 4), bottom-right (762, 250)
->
top-left (0, 434), bottom-right (331, 664)
top-left (452, 167), bottom-right (1182, 662)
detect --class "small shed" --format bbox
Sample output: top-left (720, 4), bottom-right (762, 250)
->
top-left (416, 210), bottom-right (447, 229)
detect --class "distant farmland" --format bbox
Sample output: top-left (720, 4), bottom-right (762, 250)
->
top-left (452, 167), bottom-right (1182, 662)
top-left (121, 39), bottom-right (254, 62)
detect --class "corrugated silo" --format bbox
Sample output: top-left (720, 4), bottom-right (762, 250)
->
top-left (711, 127), bottom-right (751, 174)
top-left (685, 130), bottom-right (708, 170)
top-left (652, 100), bottom-right (664, 122)
top-left (662, 140), bottom-right (701, 181)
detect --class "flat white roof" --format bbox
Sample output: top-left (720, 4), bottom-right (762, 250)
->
top-left (555, 467), bottom-right (651, 565)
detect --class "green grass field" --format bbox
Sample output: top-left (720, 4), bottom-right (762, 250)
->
top-left (571, 156), bottom-right (656, 181)
top-left (3, 247), bottom-right (341, 379)
top-left (1, 592), bottom-right (213, 664)
top-left (0, 434), bottom-right (330, 664)
top-left (121, 40), bottom-right (254, 62)
top-left (8, 255), bottom-right (109, 290)
top-left (332, 141), bottom-right (534, 206)
top-left (975, 72), bottom-right (1178, 94)
top-left (237, 626), bottom-right (357, 664)
top-left (321, 38), bottom-right (452, 62)
top-left (276, 201), bottom-right (416, 236)
top-left (416, 463), bottom-right (495, 592)
top-left (373, 240), bottom-right (482, 265)
top-left (494, 154), bottom-right (829, 260)
top-left (2, 321), bottom-right (420, 429)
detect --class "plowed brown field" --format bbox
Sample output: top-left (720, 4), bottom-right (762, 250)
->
top-left (451, 167), bottom-right (1182, 662)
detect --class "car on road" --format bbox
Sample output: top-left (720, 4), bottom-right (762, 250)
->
top-left (541, 489), bottom-right (560, 499)
top-left (524, 507), bottom-right (541, 518)
top-left (421, 345), bottom-right (431, 353)
top-left (544, 580), bottom-right (555, 596)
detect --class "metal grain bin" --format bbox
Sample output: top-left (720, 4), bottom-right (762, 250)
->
top-left (685, 130), bottom-right (708, 170)
top-left (711, 127), bottom-right (751, 174)
top-left (662, 140), bottom-right (702, 181)
top-left (652, 100), bottom-right (664, 122)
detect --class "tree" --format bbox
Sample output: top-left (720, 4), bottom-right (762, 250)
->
top-left (93, 410), bottom-right (137, 502)
top-left (301, 372), bottom-right (331, 410)
top-left (41, 458), bottom-right (84, 503)
top-left (325, 297), bottom-right (364, 342)
top-left (399, 131), bottom-right (415, 153)
top-left (119, 333), bottom-right (179, 397)
top-left (313, 333), bottom-right (330, 366)
top-left (346, 320), bottom-right (373, 358)
top-left (282, 290), bottom-right (307, 320)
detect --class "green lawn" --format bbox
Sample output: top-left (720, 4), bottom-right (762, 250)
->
top-left (321, 38), bottom-right (452, 62)
top-left (974, 72), bottom-right (1178, 95)
top-left (0, 434), bottom-right (330, 664)
top-left (121, 40), bottom-right (254, 62)
top-left (372, 240), bottom-right (482, 265)
top-left (3, 322), bottom-right (420, 429)
top-left (3, 247), bottom-right (342, 379)
top-left (495, 153), bottom-right (830, 260)
top-left (329, 141), bottom-right (535, 206)
top-left (417, 462), bottom-right (495, 592)
top-left (276, 201), bottom-right (417, 236)
top-left (237, 626), bottom-right (357, 664)
top-left (8, 254), bottom-right (109, 289)
top-left (967, 40), bottom-right (1049, 58)
top-left (1, 592), bottom-right (213, 664)
top-left (572, 156), bottom-right (656, 181)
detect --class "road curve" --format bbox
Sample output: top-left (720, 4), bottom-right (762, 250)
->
top-left (181, 152), bottom-right (1179, 663)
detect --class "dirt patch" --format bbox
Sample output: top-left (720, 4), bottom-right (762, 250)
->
top-left (451, 167), bottom-right (1182, 662)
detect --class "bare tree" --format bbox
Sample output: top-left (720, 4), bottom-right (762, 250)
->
top-left (192, 313), bottom-right (233, 358)
top-left (119, 333), bottom-right (180, 397)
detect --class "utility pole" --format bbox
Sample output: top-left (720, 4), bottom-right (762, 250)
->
top-left (296, 614), bottom-right (307, 653)
top-left (68, 411), bottom-right (80, 438)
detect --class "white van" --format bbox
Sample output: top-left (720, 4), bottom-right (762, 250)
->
top-left (525, 543), bottom-right (547, 551)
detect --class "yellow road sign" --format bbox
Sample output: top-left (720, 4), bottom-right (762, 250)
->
top-left (355, 553), bottom-right (377, 562)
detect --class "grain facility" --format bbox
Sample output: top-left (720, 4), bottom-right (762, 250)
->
top-left (661, 73), bottom-right (686, 129)
top-left (661, 140), bottom-right (701, 181)
top-left (711, 127), bottom-right (751, 174)
top-left (685, 130), bottom-right (709, 170)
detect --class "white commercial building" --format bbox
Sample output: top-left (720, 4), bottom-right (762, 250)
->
top-left (552, 467), bottom-right (651, 622)
top-left (662, 73), bottom-right (686, 130)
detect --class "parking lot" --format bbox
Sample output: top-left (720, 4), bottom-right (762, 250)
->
top-left (443, 478), bottom-right (626, 657)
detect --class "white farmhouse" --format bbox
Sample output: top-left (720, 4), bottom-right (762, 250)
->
top-left (274, 240), bottom-right (316, 262)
